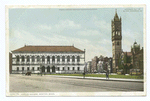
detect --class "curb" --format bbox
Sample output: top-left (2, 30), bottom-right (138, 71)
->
top-left (45, 75), bottom-right (144, 83)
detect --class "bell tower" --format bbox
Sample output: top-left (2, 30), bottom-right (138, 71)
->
top-left (111, 10), bottom-right (122, 73)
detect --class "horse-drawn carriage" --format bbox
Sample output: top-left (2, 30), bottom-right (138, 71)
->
top-left (25, 72), bottom-right (31, 76)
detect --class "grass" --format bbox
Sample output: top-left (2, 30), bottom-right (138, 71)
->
top-left (47, 74), bottom-right (143, 79)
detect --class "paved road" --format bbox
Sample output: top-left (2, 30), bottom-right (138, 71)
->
top-left (9, 74), bottom-right (144, 92)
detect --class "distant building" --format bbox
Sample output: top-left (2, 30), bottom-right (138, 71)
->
top-left (11, 45), bottom-right (85, 74)
top-left (90, 55), bottom-right (112, 73)
top-left (91, 56), bottom-right (99, 73)
top-left (131, 41), bottom-right (144, 74)
top-left (9, 52), bottom-right (12, 74)
top-left (118, 41), bottom-right (144, 74)
top-left (87, 61), bottom-right (92, 73)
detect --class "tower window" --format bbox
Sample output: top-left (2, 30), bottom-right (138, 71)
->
top-left (117, 42), bottom-right (119, 45)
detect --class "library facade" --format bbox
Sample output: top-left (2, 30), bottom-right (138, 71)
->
top-left (10, 45), bottom-right (85, 74)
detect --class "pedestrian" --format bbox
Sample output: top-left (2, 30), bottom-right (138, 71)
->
top-left (106, 71), bottom-right (108, 79)
top-left (107, 70), bottom-right (109, 79)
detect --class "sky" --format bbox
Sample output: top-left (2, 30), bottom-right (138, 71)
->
top-left (9, 7), bottom-right (144, 62)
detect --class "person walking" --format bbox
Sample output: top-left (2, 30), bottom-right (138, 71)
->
top-left (107, 70), bottom-right (109, 79)
top-left (106, 71), bottom-right (108, 79)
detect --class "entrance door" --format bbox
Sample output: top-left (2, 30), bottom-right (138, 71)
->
top-left (47, 66), bottom-right (50, 72)
top-left (42, 66), bottom-right (45, 72)
top-left (52, 66), bottom-right (55, 73)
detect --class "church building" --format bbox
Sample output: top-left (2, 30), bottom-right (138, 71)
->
top-left (11, 45), bottom-right (85, 74)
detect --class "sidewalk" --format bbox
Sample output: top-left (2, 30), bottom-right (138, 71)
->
top-left (45, 75), bottom-right (144, 83)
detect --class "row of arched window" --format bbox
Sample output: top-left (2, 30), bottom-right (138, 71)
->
top-left (16, 56), bottom-right (80, 62)
top-left (17, 67), bottom-right (80, 71)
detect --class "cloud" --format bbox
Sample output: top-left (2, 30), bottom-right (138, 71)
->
top-left (38, 25), bottom-right (52, 30)
top-left (76, 29), bottom-right (100, 36)
top-left (54, 20), bottom-right (81, 30)
top-left (122, 29), bottom-right (143, 52)
top-left (92, 15), bottom-right (110, 31)
top-left (42, 34), bottom-right (111, 61)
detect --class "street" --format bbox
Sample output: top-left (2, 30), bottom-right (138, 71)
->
top-left (9, 74), bottom-right (143, 92)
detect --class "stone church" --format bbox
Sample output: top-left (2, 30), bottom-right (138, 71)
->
top-left (111, 11), bottom-right (144, 74)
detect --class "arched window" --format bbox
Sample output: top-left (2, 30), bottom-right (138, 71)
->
top-left (32, 56), bottom-right (35, 62)
top-left (22, 67), bottom-right (24, 71)
top-left (21, 56), bottom-right (25, 62)
top-left (47, 56), bottom-right (50, 62)
top-left (62, 56), bottom-right (65, 62)
top-left (117, 42), bottom-right (119, 45)
top-left (67, 56), bottom-right (70, 62)
top-left (37, 56), bottom-right (40, 62)
top-left (16, 56), bottom-right (19, 62)
top-left (72, 67), bottom-right (75, 70)
top-left (58, 67), bottom-right (60, 71)
top-left (72, 56), bottom-right (75, 62)
top-left (52, 56), bottom-right (55, 62)
top-left (68, 67), bottom-right (69, 70)
top-left (77, 56), bottom-right (80, 62)
top-left (42, 56), bottom-right (45, 62)
top-left (78, 67), bottom-right (80, 71)
top-left (17, 67), bottom-right (19, 71)
top-left (27, 56), bottom-right (30, 62)
top-left (57, 56), bottom-right (60, 62)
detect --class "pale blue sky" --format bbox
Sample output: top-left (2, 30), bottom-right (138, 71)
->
top-left (9, 8), bottom-right (143, 61)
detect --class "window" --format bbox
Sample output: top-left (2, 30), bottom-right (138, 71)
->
top-left (22, 67), bottom-right (24, 71)
top-left (62, 56), bottom-right (65, 62)
top-left (77, 56), bottom-right (80, 62)
top-left (27, 67), bottom-right (29, 71)
top-left (58, 67), bottom-right (60, 71)
top-left (117, 42), bottom-right (119, 45)
top-left (63, 67), bottom-right (65, 70)
top-left (52, 56), bottom-right (55, 62)
top-left (32, 56), bottom-right (35, 62)
top-left (113, 32), bottom-right (115, 36)
top-left (78, 67), bottom-right (80, 71)
top-left (32, 67), bottom-right (34, 71)
top-left (116, 31), bottom-right (118, 35)
top-left (67, 56), bottom-right (70, 62)
top-left (17, 67), bottom-right (19, 71)
top-left (73, 67), bottom-right (75, 70)
top-left (37, 67), bottom-right (40, 70)
top-left (118, 32), bottom-right (120, 35)
top-left (57, 56), bottom-right (60, 62)
top-left (72, 56), bottom-right (75, 62)
top-left (27, 56), bottom-right (30, 62)
top-left (37, 56), bottom-right (40, 62)
top-left (68, 67), bottom-right (69, 70)
top-left (42, 56), bottom-right (45, 62)
top-left (21, 56), bottom-right (25, 62)
top-left (113, 43), bottom-right (114, 46)
top-left (16, 56), bottom-right (19, 62)
top-left (47, 56), bottom-right (50, 63)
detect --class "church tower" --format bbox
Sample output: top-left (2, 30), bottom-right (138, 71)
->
top-left (111, 10), bottom-right (122, 73)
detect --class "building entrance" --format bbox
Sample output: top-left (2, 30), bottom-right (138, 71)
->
top-left (52, 66), bottom-right (55, 73)
top-left (47, 66), bottom-right (50, 72)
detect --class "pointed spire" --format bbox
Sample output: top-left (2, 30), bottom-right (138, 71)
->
top-left (114, 9), bottom-right (119, 21)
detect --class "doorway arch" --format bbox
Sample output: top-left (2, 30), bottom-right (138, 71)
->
top-left (52, 66), bottom-right (55, 73)
top-left (47, 66), bottom-right (50, 72)
top-left (42, 66), bottom-right (45, 72)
